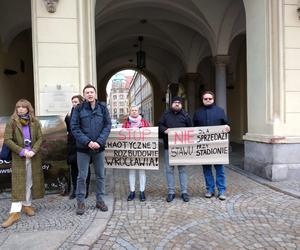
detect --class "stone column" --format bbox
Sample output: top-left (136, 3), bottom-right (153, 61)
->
top-left (242, 0), bottom-right (300, 181)
top-left (31, 0), bottom-right (97, 115)
top-left (214, 55), bottom-right (229, 114)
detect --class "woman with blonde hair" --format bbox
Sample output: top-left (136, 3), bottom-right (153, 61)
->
top-left (122, 106), bottom-right (150, 202)
top-left (1, 99), bottom-right (44, 228)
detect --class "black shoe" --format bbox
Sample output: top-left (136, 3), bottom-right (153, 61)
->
top-left (166, 193), bottom-right (175, 202)
top-left (181, 193), bottom-right (189, 202)
top-left (85, 192), bottom-right (89, 199)
top-left (139, 191), bottom-right (146, 202)
top-left (76, 203), bottom-right (85, 215)
top-left (127, 191), bottom-right (135, 201)
top-left (69, 191), bottom-right (76, 200)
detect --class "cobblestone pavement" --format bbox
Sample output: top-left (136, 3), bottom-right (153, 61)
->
top-left (93, 165), bottom-right (300, 249)
top-left (0, 145), bottom-right (300, 249)
top-left (0, 194), bottom-right (100, 249)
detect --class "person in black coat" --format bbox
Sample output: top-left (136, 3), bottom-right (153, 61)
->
top-left (65, 95), bottom-right (91, 199)
top-left (193, 90), bottom-right (230, 200)
top-left (158, 96), bottom-right (192, 203)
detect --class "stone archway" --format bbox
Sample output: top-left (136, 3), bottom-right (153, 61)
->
top-left (98, 67), bottom-right (159, 123)
top-left (0, 29), bottom-right (34, 116)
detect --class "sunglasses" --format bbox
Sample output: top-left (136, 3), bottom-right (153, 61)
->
top-left (203, 98), bottom-right (213, 101)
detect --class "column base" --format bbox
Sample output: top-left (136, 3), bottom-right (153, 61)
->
top-left (244, 141), bottom-right (300, 181)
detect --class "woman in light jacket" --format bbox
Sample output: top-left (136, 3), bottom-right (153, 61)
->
top-left (122, 106), bottom-right (150, 202)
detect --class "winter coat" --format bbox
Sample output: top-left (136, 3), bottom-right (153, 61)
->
top-left (158, 109), bottom-right (192, 149)
top-left (193, 105), bottom-right (228, 127)
top-left (122, 118), bottom-right (150, 128)
top-left (70, 100), bottom-right (112, 153)
top-left (4, 117), bottom-right (44, 202)
top-left (65, 110), bottom-right (77, 164)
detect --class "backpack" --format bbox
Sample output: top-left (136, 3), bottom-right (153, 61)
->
top-left (0, 143), bottom-right (12, 161)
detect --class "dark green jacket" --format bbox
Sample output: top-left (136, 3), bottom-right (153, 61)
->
top-left (4, 117), bottom-right (44, 201)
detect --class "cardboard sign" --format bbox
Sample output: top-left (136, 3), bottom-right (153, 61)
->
top-left (105, 127), bottom-right (159, 170)
top-left (168, 125), bottom-right (229, 165)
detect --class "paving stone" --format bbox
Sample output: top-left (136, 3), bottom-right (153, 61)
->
top-left (94, 159), bottom-right (300, 249)
top-left (1, 147), bottom-right (300, 249)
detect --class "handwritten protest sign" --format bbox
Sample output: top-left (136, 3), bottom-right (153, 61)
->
top-left (168, 125), bottom-right (229, 165)
top-left (105, 127), bottom-right (159, 170)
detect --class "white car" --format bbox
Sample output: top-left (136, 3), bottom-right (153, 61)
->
top-left (111, 119), bottom-right (119, 128)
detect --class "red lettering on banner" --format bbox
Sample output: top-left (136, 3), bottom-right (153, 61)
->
top-left (174, 130), bottom-right (194, 144)
top-left (142, 129), bottom-right (151, 140)
top-left (118, 129), bottom-right (151, 141)
top-left (186, 130), bottom-right (194, 143)
top-left (118, 129), bottom-right (127, 140)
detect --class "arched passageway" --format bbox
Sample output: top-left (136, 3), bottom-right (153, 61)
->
top-left (0, 0), bottom-right (33, 115)
top-left (95, 0), bottom-right (246, 143)
top-left (105, 69), bottom-right (154, 125)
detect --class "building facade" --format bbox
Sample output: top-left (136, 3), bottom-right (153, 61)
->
top-left (0, 0), bottom-right (300, 181)
top-left (108, 73), bottom-right (131, 122)
top-left (128, 72), bottom-right (153, 125)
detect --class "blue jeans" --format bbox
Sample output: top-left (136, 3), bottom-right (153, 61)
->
top-left (164, 149), bottom-right (188, 194)
top-left (77, 151), bottom-right (105, 203)
top-left (202, 164), bottom-right (226, 194)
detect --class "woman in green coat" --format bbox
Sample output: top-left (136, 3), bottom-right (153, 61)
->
top-left (1, 99), bottom-right (44, 228)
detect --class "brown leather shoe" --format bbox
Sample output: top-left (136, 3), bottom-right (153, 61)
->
top-left (1, 213), bottom-right (20, 228)
top-left (76, 202), bottom-right (85, 215)
top-left (96, 201), bottom-right (108, 212)
top-left (22, 206), bottom-right (35, 216)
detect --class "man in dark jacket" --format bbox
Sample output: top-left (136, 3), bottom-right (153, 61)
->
top-left (71, 84), bottom-right (112, 215)
top-left (193, 90), bottom-right (230, 200)
top-left (158, 96), bottom-right (192, 202)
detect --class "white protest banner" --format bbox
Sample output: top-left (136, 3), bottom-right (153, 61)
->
top-left (168, 125), bottom-right (229, 165)
top-left (105, 127), bottom-right (159, 170)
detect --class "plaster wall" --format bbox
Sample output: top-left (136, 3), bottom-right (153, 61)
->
top-left (31, 0), bottom-right (96, 115)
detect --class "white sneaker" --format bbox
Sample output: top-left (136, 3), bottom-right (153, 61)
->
top-left (218, 194), bottom-right (226, 200)
top-left (205, 192), bottom-right (214, 198)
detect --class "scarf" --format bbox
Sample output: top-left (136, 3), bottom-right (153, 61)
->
top-left (18, 114), bottom-right (30, 126)
top-left (128, 115), bottom-right (142, 128)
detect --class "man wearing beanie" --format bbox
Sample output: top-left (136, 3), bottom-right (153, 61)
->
top-left (158, 96), bottom-right (192, 202)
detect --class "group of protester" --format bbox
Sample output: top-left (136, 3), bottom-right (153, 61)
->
top-left (0, 84), bottom-right (230, 228)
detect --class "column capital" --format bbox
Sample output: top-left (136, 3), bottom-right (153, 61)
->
top-left (213, 55), bottom-right (230, 65)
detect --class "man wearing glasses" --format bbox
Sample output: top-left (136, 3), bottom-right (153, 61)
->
top-left (193, 91), bottom-right (230, 200)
